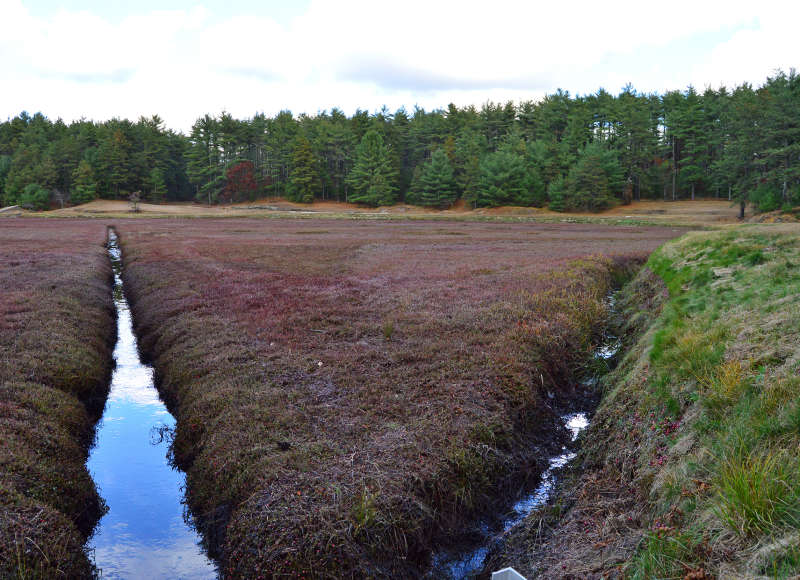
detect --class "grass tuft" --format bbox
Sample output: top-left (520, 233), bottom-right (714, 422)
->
top-left (714, 450), bottom-right (800, 537)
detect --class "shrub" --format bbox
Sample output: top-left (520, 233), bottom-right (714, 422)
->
top-left (18, 183), bottom-right (50, 210)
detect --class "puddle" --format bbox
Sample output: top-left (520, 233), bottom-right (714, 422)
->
top-left (86, 230), bottom-right (217, 579)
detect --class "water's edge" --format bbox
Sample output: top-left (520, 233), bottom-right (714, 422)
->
top-left (85, 229), bottom-right (217, 579)
top-left (427, 292), bottom-right (622, 579)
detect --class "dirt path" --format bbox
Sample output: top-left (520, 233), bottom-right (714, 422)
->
top-left (37, 198), bottom-right (742, 227)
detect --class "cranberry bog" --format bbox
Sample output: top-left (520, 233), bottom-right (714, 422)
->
top-left (108, 218), bottom-right (682, 578)
top-left (0, 219), bottom-right (115, 577)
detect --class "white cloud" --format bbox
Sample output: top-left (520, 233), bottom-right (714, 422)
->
top-left (690, 10), bottom-right (800, 90)
top-left (0, 0), bottom-right (796, 132)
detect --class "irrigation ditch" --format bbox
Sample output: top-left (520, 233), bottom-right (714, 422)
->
top-left (425, 293), bottom-right (624, 579)
top-left (83, 227), bottom-right (650, 578)
top-left (85, 229), bottom-right (217, 578)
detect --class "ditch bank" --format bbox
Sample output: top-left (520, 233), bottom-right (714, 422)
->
top-left (86, 229), bottom-right (217, 578)
top-left (480, 264), bottom-right (669, 578)
top-left (427, 337), bottom-right (620, 577)
top-left (426, 270), bottom-right (649, 579)
top-left (484, 225), bottom-right (800, 579)
top-left (0, 220), bottom-right (116, 578)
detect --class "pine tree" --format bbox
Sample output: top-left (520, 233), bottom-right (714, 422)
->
top-left (37, 156), bottom-right (58, 190)
top-left (547, 176), bottom-right (567, 211)
top-left (678, 87), bottom-right (706, 200)
top-left (760, 71), bottom-right (800, 208)
top-left (556, 143), bottom-right (624, 211)
top-left (19, 183), bottom-right (50, 210)
top-left (522, 140), bottom-right (547, 206)
top-left (454, 131), bottom-right (485, 207)
top-left (0, 155), bottom-right (11, 202)
top-left (98, 128), bottom-right (132, 198)
top-left (616, 84), bottom-right (658, 200)
top-left (287, 136), bottom-right (320, 203)
top-left (187, 115), bottom-right (224, 204)
top-left (407, 148), bottom-right (456, 208)
top-left (723, 84), bottom-right (761, 217)
top-left (346, 130), bottom-right (397, 206)
top-left (148, 167), bottom-right (167, 203)
top-left (477, 148), bottom-right (528, 207)
top-left (71, 159), bottom-right (97, 204)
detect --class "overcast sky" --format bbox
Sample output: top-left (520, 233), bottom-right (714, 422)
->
top-left (1, 0), bottom-right (797, 132)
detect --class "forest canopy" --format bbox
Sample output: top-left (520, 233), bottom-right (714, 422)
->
top-left (1, 70), bottom-right (798, 212)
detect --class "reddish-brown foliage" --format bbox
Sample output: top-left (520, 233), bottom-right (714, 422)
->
top-left (223, 160), bottom-right (259, 203)
top-left (0, 219), bottom-right (115, 577)
top-left (116, 218), bottom-right (683, 577)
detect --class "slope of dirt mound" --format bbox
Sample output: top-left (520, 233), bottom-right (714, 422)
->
top-left (747, 208), bottom-right (800, 223)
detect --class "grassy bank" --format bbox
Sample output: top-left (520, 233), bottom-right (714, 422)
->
top-left (488, 224), bottom-right (800, 578)
top-left (0, 220), bottom-right (115, 578)
top-left (114, 218), bottom-right (681, 577)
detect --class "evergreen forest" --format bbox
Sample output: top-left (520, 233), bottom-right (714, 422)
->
top-left (1, 71), bottom-right (798, 213)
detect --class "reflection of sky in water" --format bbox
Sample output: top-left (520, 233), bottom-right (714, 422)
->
top-left (505, 413), bottom-right (587, 531)
top-left (88, 233), bottom-right (216, 579)
top-left (432, 412), bottom-right (590, 579)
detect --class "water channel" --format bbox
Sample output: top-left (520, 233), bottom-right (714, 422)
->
top-left (87, 229), bottom-right (217, 579)
top-left (85, 231), bottom-right (620, 578)
top-left (428, 295), bottom-right (622, 579)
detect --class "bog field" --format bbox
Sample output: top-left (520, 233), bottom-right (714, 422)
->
top-left (5, 215), bottom-right (800, 579)
top-left (111, 218), bottom-right (683, 577)
top-left (0, 216), bottom-right (683, 578)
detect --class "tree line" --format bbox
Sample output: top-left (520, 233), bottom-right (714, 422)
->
top-left (1, 70), bottom-right (798, 213)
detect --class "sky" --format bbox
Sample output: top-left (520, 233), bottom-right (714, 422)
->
top-left (1, 0), bottom-right (798, 133)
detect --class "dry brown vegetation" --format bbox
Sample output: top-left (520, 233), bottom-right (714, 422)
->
top-left (0, 219), bottom-right (115, 578)
top-left (114, 218), bottom-right (683, 577)
top-left (42, 198), bottom-right (741, 227)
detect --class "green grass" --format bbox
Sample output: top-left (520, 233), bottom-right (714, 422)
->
top-left (715, 450), bottom-right (800, 536)
top-left (614, 225), bottom-right (800, 577)
top-left (629, 528), bottom-right (708, 580)
top-left (759, 542), bottom-right (800, 579)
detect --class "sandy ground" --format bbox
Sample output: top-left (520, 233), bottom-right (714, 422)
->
top-left (20, 198), bottom-right (747, 227)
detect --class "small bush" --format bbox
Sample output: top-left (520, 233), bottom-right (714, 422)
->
top-left (750, 183), bottom-right (784, 213)
top-left (382, 319), bottom-right (395, 340)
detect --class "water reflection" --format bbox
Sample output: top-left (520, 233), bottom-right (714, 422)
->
top-left (503, 412), bottom-right (587, 532)
top-left (428, 297), bottom-right (621, 579)
top-left (430, 412), bottom-right (590, 579)
top-left (88, 230), bottom-right (216, 579)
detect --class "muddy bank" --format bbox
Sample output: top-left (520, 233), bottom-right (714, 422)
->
top-left (481, 266), bottom-right (669, 578)
top-left (0, 220), bottom-right (116, 578)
